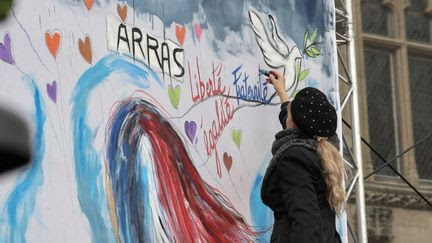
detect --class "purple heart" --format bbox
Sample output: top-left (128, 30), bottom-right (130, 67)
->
top-left (0, 33), bottom-right (15, 65)
top-left (46, 81), bottom-right (57, 103)
top-left (184, 121), bottom-right (197, 143)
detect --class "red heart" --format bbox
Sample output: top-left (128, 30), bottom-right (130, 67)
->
top-left (45, 30), bottom-right (61, 59)
top-left (78, 35), bottom-right (92, 64)
top-left (175, 25), bottom-right (186, 46)
top-left (223, 152), bottom-right (233, 172)
top-left (83, 0), bottom-right (94, 11)
top-left (117, 3), bottom-right (127, 22)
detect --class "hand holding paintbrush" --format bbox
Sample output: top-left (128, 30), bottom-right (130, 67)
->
top-left (260, 69), bottom-right (289, 103)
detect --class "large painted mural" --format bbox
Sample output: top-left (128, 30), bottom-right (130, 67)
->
top-left (0, 0), bottom-right (344, 242)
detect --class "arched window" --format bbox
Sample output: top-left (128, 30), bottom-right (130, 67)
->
top-left (359, 0), bottom-right (432, 181)
top-left (408, 55), bottom-right (432, 180)
top-left (405, 0), bottom-right (432, 42)
top-left (361, 0), bottom-right (393, 36)
top-left (364, 48), bottom-right (398, 176)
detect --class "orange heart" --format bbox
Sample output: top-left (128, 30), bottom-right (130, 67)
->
top-left (45, 30), bottom-right (61, 59)
top-left (83, 0), bottom-right (94, 11)
top-left (175, 25), bottom-right (186, 46)
top-left (78, 35), bottom-right (92, 64)
top-left (117, 3), bottom-right (127, 22)
top-left (223, 152), bottom-right (233, 172)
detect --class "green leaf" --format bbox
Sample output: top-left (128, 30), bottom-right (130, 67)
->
top-left (310, 28), bottom-right (317, 44)
top-left (311, 46), bottom-right (321, 56)
top-left (299, 69), bottom-right (309, 81)
top-left (306, 49), bottom-right (315, 58)
top-left (292, 90), bottom-right (300, 98)
top-left (303, 29), bottom-right (309, 50)
top-left (0, 0), bottom-right (13, 20)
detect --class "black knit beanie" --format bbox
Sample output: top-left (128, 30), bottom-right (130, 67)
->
top-left (291, 87), bottom-right (337, 137)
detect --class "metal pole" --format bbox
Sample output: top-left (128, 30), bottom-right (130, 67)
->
top-left (345, 0), bottom-right (368, 242)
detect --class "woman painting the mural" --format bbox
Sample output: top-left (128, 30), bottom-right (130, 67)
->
top-left (262, 70), bottom-right (344, 243)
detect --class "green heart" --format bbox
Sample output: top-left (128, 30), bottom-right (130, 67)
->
top-left (232, 128), bottom-right (242, 149)
top-left (167, 84), bottom-right (181, 109)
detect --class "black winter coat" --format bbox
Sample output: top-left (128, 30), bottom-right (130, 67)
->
top-left (261, 129), bottom-right (342, 243)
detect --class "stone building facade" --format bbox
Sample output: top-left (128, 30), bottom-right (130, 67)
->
top-left (339, 0), bottom-right (432, 242)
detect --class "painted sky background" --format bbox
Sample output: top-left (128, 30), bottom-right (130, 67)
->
top-left (64, 0), bottom-right (335, 76)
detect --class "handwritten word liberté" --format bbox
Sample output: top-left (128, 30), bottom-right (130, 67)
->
top-left (188, 57), bottom-right (226, 102)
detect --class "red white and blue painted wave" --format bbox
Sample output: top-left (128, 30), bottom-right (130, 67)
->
top-left (106, 98), bottom-right (258, 242)
top-left (68, 54), bottom-right (268, 242)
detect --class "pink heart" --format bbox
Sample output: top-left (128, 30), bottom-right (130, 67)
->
top-left (194, 24), bottom-right (203, 41)
top-left (0, 33), bottom-right (15, 65)
top-left (46, 81), bottom-right (57, 103)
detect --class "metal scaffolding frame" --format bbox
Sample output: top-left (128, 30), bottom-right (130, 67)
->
top-left (335, 0), bottom-right (368, 242)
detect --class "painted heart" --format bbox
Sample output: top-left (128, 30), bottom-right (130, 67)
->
top-left (231, 128), bottom-right (242, 149)
top-left (184, 121), bottom-right (197, 143)
top-left (117, 3), bottom-right (127, 22)
top-left (175, 25), bottom-right (186, 45)
top-left (223, 152), bottom-right (233, 172)
top-left (78, 35), bottom-right (92, 64)
top-left (46, 80), bottom-right (57, 103)
top-left (45, 30), bottom-right (61, 59)
top-left (83, 0), bottom-right (94, 11)
top-left (167, 84), bottom-right (181, 109)
top-left (193, 23), bottom-right (203, 41)
top-left (0, 32), bottom-right (14, 65)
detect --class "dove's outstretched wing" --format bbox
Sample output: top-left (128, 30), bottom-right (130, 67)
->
top-left (268, 15), bottom-right (289, 56)
top-left (248, 10), bottom-right (286, 68)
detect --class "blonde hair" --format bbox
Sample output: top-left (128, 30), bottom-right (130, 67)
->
top-left (316, 138), bottom-right (345, 213)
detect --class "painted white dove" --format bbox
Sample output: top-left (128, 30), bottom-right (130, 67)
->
top-left (248, 10), bottom-right (303, 93)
